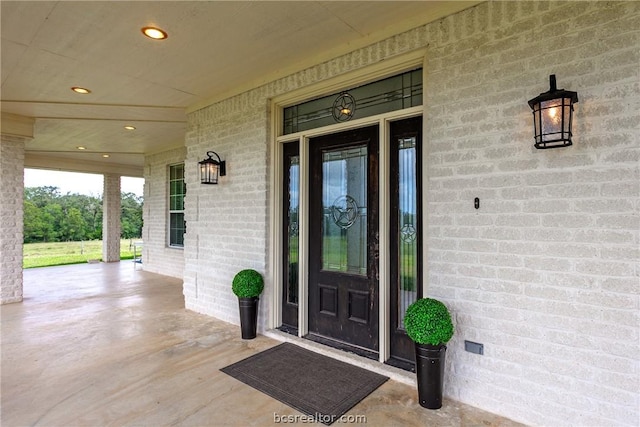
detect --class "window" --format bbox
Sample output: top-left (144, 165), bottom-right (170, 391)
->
top-left (283, 68), bottom-right (422, 135)
top-left (281, 142), bottom-right (300, 330)
top-left (168, 164), bottom-right (186, 247)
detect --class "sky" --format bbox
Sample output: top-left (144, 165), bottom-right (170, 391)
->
top-left (24, 169), bottom-right (144, 197)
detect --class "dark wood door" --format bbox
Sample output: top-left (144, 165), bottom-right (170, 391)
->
top-left (308, 125), bottom-right (379, 354)
top-left (388, 116), bottom-right (423, 370)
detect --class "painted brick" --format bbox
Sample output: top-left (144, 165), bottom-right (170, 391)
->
top-left (102, 173), bottom-right (121, 262)
top-left (140, 1), bottom-right (640, 426)
top-left (0, 135), bottom-right (25, 304)
top-left (141, 147), bottom-right (186, 279)
top-left (425, 5), bottom-right (639, 426)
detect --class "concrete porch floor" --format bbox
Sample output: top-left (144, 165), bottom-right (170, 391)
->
top-left (1, 262), bottom-right (525, 426)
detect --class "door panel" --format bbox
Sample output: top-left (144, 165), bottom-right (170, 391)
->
top-left (308, 125), bottom-right (379, 352)
top-left (389, 116), bottom-right (423, 369)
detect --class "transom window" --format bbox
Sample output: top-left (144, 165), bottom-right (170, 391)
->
top-left (283, 68), bottom-right (422, 135)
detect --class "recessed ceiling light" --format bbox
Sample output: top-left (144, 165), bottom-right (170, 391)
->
top-left (71, 87), bottom-right (91, 94)
top-left (141, 26), bottom-right (168, 40)
top-left (77, 146), bottom-right (87, 150)
top-left (124, 125), bottom-right (136, 131)
top-left (102, 154), bottom-right (110, 158)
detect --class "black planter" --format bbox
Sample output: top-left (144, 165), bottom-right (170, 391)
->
top-left (238, 297), bottom-right (259, 339)
top-left (414, 343), bottom-right (447, 409)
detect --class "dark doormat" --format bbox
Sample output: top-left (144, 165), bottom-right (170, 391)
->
top-left (220, 342), bottom-right (388, 425)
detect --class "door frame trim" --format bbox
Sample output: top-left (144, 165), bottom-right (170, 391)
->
top-left (269, 52), bottom-right (427, 364)
top-left (378, 122), bottom-right (390, 362)
top-left (271, 109), bottom-right (423, 364)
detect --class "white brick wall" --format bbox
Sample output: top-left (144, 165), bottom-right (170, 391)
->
top-left (142, 147), bottom-right (186, 279)
top-left (102, 173), bottom-right (121, 262)
top-left (0, 135), bottom-right (25, 304)
top-left (423, 3), bottom-right (639, 426)
top-left (174, 1), bottom-right (639, 425)
top-left (183, 106), bottom-right (270, 328)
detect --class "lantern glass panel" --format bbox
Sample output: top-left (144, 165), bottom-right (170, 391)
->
top-left (541, 99), bottom-right (562, 140)
top-left (200, 161), bottom-right (219, 184)
top-left (563, 102), bottom-right (572, 135)
top-left (533, 106), bottom-right (542, 145)
top-left (212, 164), bottom-right (219, 181)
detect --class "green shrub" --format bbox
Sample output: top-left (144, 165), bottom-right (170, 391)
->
top-left (232, 269), bottom-right (264, 298)
top-left (403, 298), bottom-right (454, 346)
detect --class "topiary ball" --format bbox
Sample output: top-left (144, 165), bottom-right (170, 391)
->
top-left (403, 298), bottom-right (454, 346)
top-left (232, 269), bottom-right (264, 298)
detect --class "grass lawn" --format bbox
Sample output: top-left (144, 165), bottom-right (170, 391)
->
top-left (23, 239), bottom-right (140, 269)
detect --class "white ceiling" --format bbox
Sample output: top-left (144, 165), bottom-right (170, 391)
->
top-left (1, 1), bottom-right (480, 176)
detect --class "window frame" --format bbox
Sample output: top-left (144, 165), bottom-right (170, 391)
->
top-left (168, 163), bottom-right (186, 248)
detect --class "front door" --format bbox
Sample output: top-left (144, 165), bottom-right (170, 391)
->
top-left (308, 125), bottom-right (379, 354)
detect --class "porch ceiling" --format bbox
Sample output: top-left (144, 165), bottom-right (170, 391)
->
top-left (1, 1), bottom-right (480, 176)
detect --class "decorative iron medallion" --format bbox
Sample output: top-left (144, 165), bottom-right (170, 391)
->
top-left (332, 92), bottom-right (356, 122)
top-left (400, 223), bottom-right (417, 243)
top-left (331, 195), bottom-right (358, 229)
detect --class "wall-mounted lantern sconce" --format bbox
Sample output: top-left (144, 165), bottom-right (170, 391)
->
top-left (528, 74), bottom-right (578, 149)
top-left (199, 151), bottom-right (226, 184)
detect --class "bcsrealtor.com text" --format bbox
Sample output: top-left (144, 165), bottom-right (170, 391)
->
top-left (274, 413), bottom-right (367, 424)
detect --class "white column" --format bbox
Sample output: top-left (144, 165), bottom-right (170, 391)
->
top-left (0, 135), bottom-right (25, 304)
top-left (102, 173), bottom-right (121, 263)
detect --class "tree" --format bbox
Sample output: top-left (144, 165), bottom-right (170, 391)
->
top-left (23, 186), bottom-right (143, 243)
top-left (24, 186), bottom-right (61, 207)
top-left (60, 207), bottom-right (86, 241)
top-left (42, 203), bottom-right (63, 241)
top-left (121, 192), bottom-right (143, 239)
top-left (23, 201), bottom-right (47, 243)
